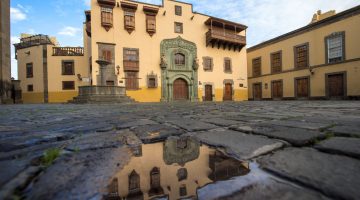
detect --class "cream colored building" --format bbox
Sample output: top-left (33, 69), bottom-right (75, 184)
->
top-left (15, 34), bottom-right (90, 103)
top-left (247, 6), bottom-right (360, 100)
top-left (88, 0), bottom-right (248, 102)
top-left (16, 0), bottom-right (248, 103)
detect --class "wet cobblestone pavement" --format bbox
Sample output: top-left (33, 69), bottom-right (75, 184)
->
top-left (0, 101), bottom-right (359, 200)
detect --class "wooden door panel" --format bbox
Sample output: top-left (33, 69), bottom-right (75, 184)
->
top-left (253, 84), bottom-right (262, 100)
top-left (223, 83), bottom-right (232, 101)
top-left (272, 81), bottom-right (283, 99)
top-left (328, 74), bottom-right (344, 97)
top-left (205, 85), bottom-right (213, 101)
top-left (296, 78), bottom-right (309, 98)
top-left (173, 79), bottom-right (188, 100)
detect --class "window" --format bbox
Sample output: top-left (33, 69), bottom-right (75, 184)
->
top-left (295, 44), bottom-right (309, 69)
top-left (147, 73), bottom-right (157, 88)
top-left (106, 80), bottom-right (115, 86)
top-left (326, 32), bottom-right (345, 63)
top-left (62, 61), bottom-right (75, 75)
top-left (27, 85), bottom-right (33, 92)
top-left (252, 57), bottom-right (261, 77)
top-left (271, 51), bottom-right (282, 73)
top-left (175, 5), bottom-right (182, 16)
top-left (62, 81), bottom-right (75, 90)
top-left (175, 53), bottom-right (185, 65)
top-left (102, 50), bottom-right (112, 62)
top-left (174, 22), bottom-right (183, 34)
top-left (203, 57), bottom-right (213, 71)
top-left (146, 15), bottom-right (156, 35)
top-left (101, 7), bottom-right (113, 31)
top-left (123, 48), bottom-right (139, 71)
top-left (179, 185), bottom-right (187, 197)
top-left (26, 63), bottom-right (33, 78)
top-left (148, 78), bottom-right (156, 88)
top-left (224, 58), bottom-right (232, 73)
top-left (125, 72), bottom-right (139, 90)
top-left (124, 11), bottom-right (135, 33)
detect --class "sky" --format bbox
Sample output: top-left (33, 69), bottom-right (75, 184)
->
top-left (9, 0), bottom-right (360, 79)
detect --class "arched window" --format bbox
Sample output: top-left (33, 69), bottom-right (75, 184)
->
top-left (129, 170), bottom-right (140, 193)
top-left (175, 53), bottom-right (185, 65)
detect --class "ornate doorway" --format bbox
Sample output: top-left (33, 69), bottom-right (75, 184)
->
top-left (160, 36), bottom-right (198, 102)
top-left (173, 78), bottom-right (189, 100)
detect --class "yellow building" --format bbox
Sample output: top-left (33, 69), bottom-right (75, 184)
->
top-left (15, 34), bottom-right (90, 103)
top-left (247, 6), bottom-right (360, 100)
top-left (16, 0), bottom-right (248, 103)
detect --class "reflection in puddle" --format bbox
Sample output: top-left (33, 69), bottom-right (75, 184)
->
top-left (104, 137), bottom-right (250, 200)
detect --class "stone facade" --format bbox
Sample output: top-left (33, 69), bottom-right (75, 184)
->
top-left (0, 0), bottom-right (11, 104)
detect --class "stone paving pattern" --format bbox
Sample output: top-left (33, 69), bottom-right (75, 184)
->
top-left (0, 101), bottom-right (359, 199)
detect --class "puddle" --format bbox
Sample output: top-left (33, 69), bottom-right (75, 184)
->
top-left (104, 137), bottom-right (251, 200)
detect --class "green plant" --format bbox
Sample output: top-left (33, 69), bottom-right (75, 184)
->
top-left (41, 148), bottom-right (61, 167)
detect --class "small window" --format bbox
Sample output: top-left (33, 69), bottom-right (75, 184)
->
top-left (62, 81), bottom-right (75, 90)
top-left (175, 53), bottom-right (185, 65)
top-left (252, 57), bottom-right (261, 77)
top-left (179, 185), bottom-right (187, 197)
top-left (174, 22), bottom-right (183, 34)
top-left (175, 5), bottom-right (182, 16)
top-left (224, 58), bottom-right (232, 73)
top-left (295, 44), bottom-right (309, 69)
top-left (26, 63), bottom-right (33, 78)
top-left (62, 61), bottom-right (75, 75)
top-left (327, 33), bottom-right (345, 63)
top-left (27, 85), bottom-right (33, 92)
top-left (271, 51), bottom-right (282, 73)
top-left (129, 170), bottom-right (140, 193)
top-left (106, 80), bottom-right (115, 86)
top-left (101, 7), bottom-right (113, 30)
top-left (203, 57), bottom-right (213, 71)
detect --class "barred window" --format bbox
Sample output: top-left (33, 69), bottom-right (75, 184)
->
top-left (203, 57), bottom-right (213, 71)
top-left (27, 85), bottom-right (33, 92)
top-left (295, 44), bottom-right (308, 68)
top-left (271, 52), bottom-right (282, 73)
top-left (327, 34), bottom-right (343, 63)
top-left (224, 58), bottom-right (232, 73)
top-left (252, 57), bottom-right (261, 77)
top-left (175, 6), bottom-right (182, 16)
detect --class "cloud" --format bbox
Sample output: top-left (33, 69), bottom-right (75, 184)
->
top-left (58, 26), bottom-right (81, 36)
top-left (84, 0), bottom-right (91, 7)
top-left (10, 7), bottom-right (27, 22)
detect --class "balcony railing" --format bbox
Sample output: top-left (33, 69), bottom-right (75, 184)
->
top-left (206, 30), bottom-right (246, 45)
top-left (53, 47), bottom-right (84, 56)
top-left (123, 60), bottom-right (139, 71)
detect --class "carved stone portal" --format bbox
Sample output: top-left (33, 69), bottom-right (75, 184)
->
top-left (160, 36), bottom-right (199, 102)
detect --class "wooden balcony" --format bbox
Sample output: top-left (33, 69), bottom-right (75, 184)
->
top-left (123, 60), bottom-right (139, 71)
top-left (206, 30), bottom-right (246, 52)
top-left (205, 17), bottom-right (247, 52)
top-left (53, 47), bottom-right (84, 56)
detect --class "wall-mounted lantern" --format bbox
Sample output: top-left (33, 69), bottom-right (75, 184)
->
top-left (116, 65), bottom-right (120, 75)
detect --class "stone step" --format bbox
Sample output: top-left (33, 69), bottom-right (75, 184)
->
top-left (69, 95), bottom-right (135, 104)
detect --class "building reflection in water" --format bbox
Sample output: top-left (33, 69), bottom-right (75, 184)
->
top-left (104, 137), bottom-right (250, 200)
